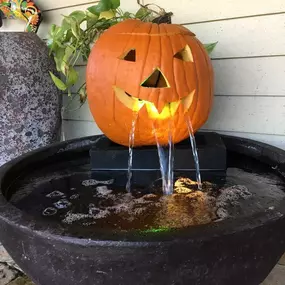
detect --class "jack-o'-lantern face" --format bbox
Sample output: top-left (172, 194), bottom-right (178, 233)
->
top-left (86, 19), bottom-right (214, 147)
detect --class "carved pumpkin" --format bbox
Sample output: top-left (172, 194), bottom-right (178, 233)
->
top-left (86, 19), bottom-right (214, 146)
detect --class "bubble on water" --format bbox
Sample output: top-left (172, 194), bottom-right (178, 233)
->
top-left (96, 186), bottom-right (113, 196)
top-left (70, 194), bottom-right (80, 200)
top-left (63, 212), bottom-right (94, 224)
top-left (216, 208), bottom-right (228, 220)
top-left (42, 207), bottom-right (57, 216)
top-left (62, 207), bottom-right (110, 225)
top-left (83, 221), bottom-right (97, 226)
top-left (216, 185), bottom-right (252, 208)
top-left (101, 179), bottom-right (114, 185)
top-left (88, 203), bottom-right (100, 215)
top-left (82, 179), bottom-right (114, 187)
top-left (82, 179), bottom-right (98, 186)
top-left (53, 199), bottom-right (72, 209)
top-left (46, 191), bottom-right (65, 198)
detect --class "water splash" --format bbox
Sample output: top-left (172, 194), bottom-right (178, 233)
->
top-left (186, 117), bottom-right (202, 190)
top-left (153, 120), bottom-right (174, 195)
top-left (126, 112), bottom-right (139, 192)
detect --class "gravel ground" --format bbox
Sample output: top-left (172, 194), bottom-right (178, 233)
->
top-left (0, 244), bottom-right (284, 285)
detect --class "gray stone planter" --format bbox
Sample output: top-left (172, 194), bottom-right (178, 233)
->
top-left (0, 32), bottom-right (62, 166)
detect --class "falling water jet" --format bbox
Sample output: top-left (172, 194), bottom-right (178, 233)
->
top-left (152, 113), bottom-right (175, 196)
top-left (166, 119), bottom-right (174, 195)
top-left (186, 117), bottom-right (202, 190)
top-left (153, 123), bottom-right (168, 194)
top-left (126, 112), bottom-right (138, 192)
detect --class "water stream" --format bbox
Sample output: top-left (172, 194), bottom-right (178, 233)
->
top-left (126, 113), bottom-right (202, 194)
top-left (153, 120), bottom-right (174, 195)
top-left (126, 113), bottom-right (138, 192)
top-left (186, 117), bottom-right (202, 190)
top-left (167, 120), bottom-right (174, 195)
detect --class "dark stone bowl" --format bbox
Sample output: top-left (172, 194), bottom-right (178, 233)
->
top-left (0, 134), bottom-right (285, 285)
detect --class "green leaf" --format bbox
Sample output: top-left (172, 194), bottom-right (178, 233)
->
top-left (63, 46), bottom-right (75, 62)
top-left (49, 24), bottom-right (57, 37)
top-left (86, 10), bottom-right (98, 19)
top-left (87, 17), bottom-right (98, 29)
top-left (82, 46), bottom-right (91, 61)
top-left (70, 10), bottom-right (86, 24)
top-left (99, 10), bottom-right (116, 20)
top-left (54, 47), bottom-right (65, 71)
top-left (55, 40), bottom-right (65, 48)
top-left (94, 2), bottom-right (109, 14)
top-left (59, 46), bottom-right (76, 74)
top-left (64, 30), bottom-right (74, 42)
top-left (204, 42), bottom-right (218, 55)
top-left (123, 12), bottom-right (133, 19)
top-left (49, 72), bottom-right (67, 91)
top-left (110, 0), bottom-right (120, 9)
top-left (59, 18), bottom-right (71, 35)
top-left (88, 0), bottom-right (116, 15)
top-left (66, 67), bottom-right (79, 86)
top-left (48, 25), bottom-right (62, 44)
top-left (135, 7), bottom-right (150, 19)
top-left (71, 20), bottom-right (81, 39)
top-left (87, 5), bottom-right (100, 16)
top-left (61, 61), bottom-right (69, 76)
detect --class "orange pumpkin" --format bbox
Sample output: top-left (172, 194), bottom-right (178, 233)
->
top-left (86, 19), bottom-right (214, 147)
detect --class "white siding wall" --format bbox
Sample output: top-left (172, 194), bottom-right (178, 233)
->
top-left (1, 0), bottom-right (285, 148)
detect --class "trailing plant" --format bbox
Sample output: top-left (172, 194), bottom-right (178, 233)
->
top-left (47, 0), bottom-right (217, 104)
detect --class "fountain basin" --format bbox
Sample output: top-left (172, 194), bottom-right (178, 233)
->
top-left (0, 133), bottom-right (285, 285)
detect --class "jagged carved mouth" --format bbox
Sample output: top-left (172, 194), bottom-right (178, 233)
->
top-left (113, 86), bottom-right (195, 120)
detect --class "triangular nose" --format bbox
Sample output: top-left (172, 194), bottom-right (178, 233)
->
top-left (141, 68), bottom-right (169, 88)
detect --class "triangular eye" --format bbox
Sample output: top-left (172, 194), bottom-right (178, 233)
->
top-left (119, 49), bottom-right (136, 62)
top-left (174, 45), bottom-right (193, 62)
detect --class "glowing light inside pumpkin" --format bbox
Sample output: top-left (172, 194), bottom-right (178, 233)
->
top-left (113, 86), bottom-right (196, 120)
top-left (113, 86), bottom-right (145, 112)
top-left (145, 101), bottom-right (180, 120)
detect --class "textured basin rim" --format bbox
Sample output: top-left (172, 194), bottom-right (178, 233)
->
top-left (0, 134), bottom-right (285, 246)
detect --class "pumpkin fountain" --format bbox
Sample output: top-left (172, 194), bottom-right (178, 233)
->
top-left (1, 19), bottom-right (285, 285)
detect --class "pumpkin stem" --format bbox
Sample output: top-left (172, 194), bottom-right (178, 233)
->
top-left (152, 12), bottom-right (173, 24)
top-left (137, 0), bottom-right (173, 24)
